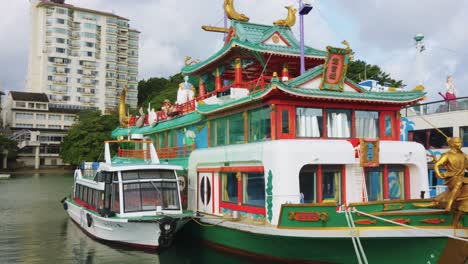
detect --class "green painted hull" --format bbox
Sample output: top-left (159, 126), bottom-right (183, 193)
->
top-left (180, 221), bottom-right (449, 264)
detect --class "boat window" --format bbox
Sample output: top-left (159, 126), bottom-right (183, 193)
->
top-left (113, 172), bottom-right (118, 182)
top-left (249, 107), bottom-right (271, 142)
top-left (296, 108), bottom-right (323, 138)
top-left (281, 109), bottom-right (290, 134)
top-left (409, 127), bottom-right (453, 149)
top-left (387, 165), bottom-right (405, 200)
top-left (211, 117), bottom-right (228, 146)
top-left (221, 172), bottom-right (238, 203)
top-left (327, 109), bottom-right (351, 138)
top-left (121, 170), bottom-right (176, 180)
top-left (242, 172), bottom-right (265, 207)
top-left (123, 183), bottom-right (142, 212)
top-left (384, 114), bottom-right (393, 137)
top-left (299, 165), bottom-right (318, 203)
top-left (365, 166), bottom-right (383, 201)
top-left (229, 113), bottom-right (245, 144)
top-left (112, 183), bottom-right (120, 213)
top-left (123, 182), bottom-right (180, 212)
top-left (88, 189), bottom-right (94, 206)
top-left (141, 182), bottom-right (162, 210)
top-left (461, 126), bottom-right (468, 147)
top-left (355, 111), bottom-right (379, 138)
top-left (322, 165), bottom-right (342, 203)
top-left (160, 182), bottom-right (180, 209)
top-left (83, 186), bottom-right (88, 202)
top-left (122, 171), bottom-right (139, 180)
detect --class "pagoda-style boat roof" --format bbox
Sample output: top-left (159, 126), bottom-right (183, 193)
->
top-left (113, 64), bottom-right (425, 138)
top-left (182, 21), bottom-right (326, 78)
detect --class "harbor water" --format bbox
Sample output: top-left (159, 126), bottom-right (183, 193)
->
top-left (0, 172), bottom-right (269, 264)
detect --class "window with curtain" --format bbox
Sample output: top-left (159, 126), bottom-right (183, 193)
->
top-left (229, 113), bottom-right (245, 144)
top-left (242, 172), bottom-right (265, 207)
top-left (296, 108), bottom-right (323, 137)
top-left (167, 130), bottom-right (175, 147)
top-left (364, 166), bottom-right (383, 201)
top-left (157, 133), bottom-right (165, 149)
top-left (321, 165), bottom-right (342, 203)
top-left (222, 173), bottom-right (238, 203)
top-left (112, 183), bottom-right (120, 213)
top-left (327, 109), bottom-right (351, 138)
top-left (387, 165), bottom-right (405, 200)
top-left (210, 118), bottom-right (227, 146)
top-left (299, 165), bottom-right (318, 203)
top-left (123, 183), bottom-right (141, 212)
top-left (384, 114), bottom-right (393, 137)
top-left (281, 109), bottom-right (289, 134)
top-left (355, 111), bottom-right (379, 138)
top-left (249, 107), bottom-right (271, 142)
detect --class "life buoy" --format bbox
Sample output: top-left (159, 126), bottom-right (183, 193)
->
top-left (158, 216), bottom-right (177, 248)
top-left (86, 213), bottom-right (93, 228)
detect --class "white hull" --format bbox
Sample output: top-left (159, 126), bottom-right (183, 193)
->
top-left (66, 200), bottom-right (186, 249)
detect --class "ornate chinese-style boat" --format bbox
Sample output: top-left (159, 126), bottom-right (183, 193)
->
top-left (62, 139), bottom-right (193, 250)
top-left (111, 2), bottom-right (468, 263)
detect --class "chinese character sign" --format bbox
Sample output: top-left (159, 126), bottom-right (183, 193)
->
top-left (320, 45), bottom-right (352, 92)
top-left (360, 138), bottom-right (379, 167)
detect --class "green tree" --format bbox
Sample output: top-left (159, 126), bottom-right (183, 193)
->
top-left (138, 73), bottom-right (199, 111)
top-left (347, 60), bottom-right (404, 88)
top-left (60, 110), bottom-right (118, 165)
top-left (0, 135), bottom-right (18, 159)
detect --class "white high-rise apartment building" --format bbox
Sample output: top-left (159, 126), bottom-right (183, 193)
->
top-left (27, 0), bottom-right (139, 113)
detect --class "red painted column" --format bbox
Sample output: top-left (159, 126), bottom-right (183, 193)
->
top-left (383, 165), bottom-right (389, 199)
top-left (234, 58), bottom-right (242, 85)
top-left (215, 68), bottom-right (222, 92)
top-left (341, 166), bottom-right (346, 204)
top-left (404, 166), bottom-right (410, 199)
top-left (317, 165), bottom-right (323, 203)
top-left (199, 77), bottom-right (206, 97)
top-left (237, 172), bottom-right (242, 206)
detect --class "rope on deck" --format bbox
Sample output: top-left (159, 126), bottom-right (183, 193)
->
top-left (353, 208), bottom-right (468, 242)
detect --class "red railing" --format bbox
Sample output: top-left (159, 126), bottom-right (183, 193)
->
top-left (146, 76), bottom-right (272, 124)
top-left (118, 148), bottom-right (150, 159)
top-left (157, 144), bottom-right (196, 159)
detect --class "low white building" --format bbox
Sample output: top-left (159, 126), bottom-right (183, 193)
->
top-left (3, 91), bottom-right (89, 168)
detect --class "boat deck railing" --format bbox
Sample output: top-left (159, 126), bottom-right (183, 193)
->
top-left (150, 75), bottom-right (273, 123)
top-left (402, 96), bottom-right (468, 117)
top-left (157, 144), bottom-right (196, 159)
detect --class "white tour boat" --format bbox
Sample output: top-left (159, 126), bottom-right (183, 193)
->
top-left (62, 138), bottom-right (193, 250)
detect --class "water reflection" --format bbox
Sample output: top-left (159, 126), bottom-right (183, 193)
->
top-left (0, 172), bottom-right (265, 264)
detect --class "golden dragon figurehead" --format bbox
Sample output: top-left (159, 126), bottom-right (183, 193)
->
top-left (224, 0), bottom-right (249, 22)
top-left (119, 85), bottom-right (129, 127)
top-left (273, 5), bottom-right (297, 27)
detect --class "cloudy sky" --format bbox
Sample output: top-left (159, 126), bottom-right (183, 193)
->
top-left (1, 0), bottom-right (467, 101)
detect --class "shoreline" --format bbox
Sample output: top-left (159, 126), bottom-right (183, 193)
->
top-left (0, 167), bottom-right (74, 175)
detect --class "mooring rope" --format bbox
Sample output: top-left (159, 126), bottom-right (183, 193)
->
top-left (343, 206), bottom-right (368, 264)
top-left (353, 208), bottom-right (468, 242)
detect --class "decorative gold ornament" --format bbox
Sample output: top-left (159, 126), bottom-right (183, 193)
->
top-left (184, 56), bottom-right (200, 66)
top-left (382, 203), bottom-right (404, 211)
top-left (201, 25), bottom-right (229, 33)
top-left (434, 137), bottom-right (468, 214)
top-left (224, 0), bottom-right (249, 22)
top-left (119, 85), bottom-right (129, 127)
top-left (273, 6), bottom-right (297, 27)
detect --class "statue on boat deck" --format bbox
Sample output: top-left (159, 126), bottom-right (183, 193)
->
top-left (177, 75), bottom-right (195, 105)
top-left (147, 103), bottom-right (157, 126)
top-left (434, 137), bottom-right (468, 226)
top-left (119, 86), bottom-right (129, 127)
top-left (445, 75), bottom-right (457, 105)
top-left (135, 107), bottom-right (146, 128)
